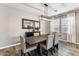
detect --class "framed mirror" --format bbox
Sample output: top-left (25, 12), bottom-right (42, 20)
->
top-left (34, 21), bottom-right (40, 32)
top-left (22, 19), bottom-right (34, 29)
top-left (35, 21), bottom-right (40, 29)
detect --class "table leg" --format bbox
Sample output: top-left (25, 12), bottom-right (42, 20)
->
top-left (37, 43), bottom-right (42, 56)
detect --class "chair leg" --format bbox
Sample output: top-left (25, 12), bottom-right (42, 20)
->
top-left (35, 50), bottom-right (37, 56)
top-left (27, 52), bottom-right (32, 56)
top-left (40, 46), bottom-right (42, 56)
top-left (51, 48), bottom-right (53, 55)
top-left (23, 53), bottom-right (26, 56)
top-left (21, 50), bottom-right (26, 56)
top-left (46, 50), bottom-right (49, 56)
top-left (53, 46), bottom-right (55, 53)
top-left (34, 49), bottom-right (37, 56)
top-left (21, 50), bottom-right (23, 56)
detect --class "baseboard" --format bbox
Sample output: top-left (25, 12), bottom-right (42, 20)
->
top-left (0, 43), bottom-right (20, 50)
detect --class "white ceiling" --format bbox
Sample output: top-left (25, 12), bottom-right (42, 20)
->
top-left (28, 3), bottom-right (79, 16)
top-left (1, 3), bottom-right (79, 16)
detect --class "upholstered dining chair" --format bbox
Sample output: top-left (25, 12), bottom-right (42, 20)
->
top-left (53, 36), bottom-right (58, 53)
top-left (40, 35), bottom-right (54, 56)
top-left (20, 35), bottom-right (37, 56)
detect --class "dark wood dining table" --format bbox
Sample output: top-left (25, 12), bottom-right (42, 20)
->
top-left (25, 34), bottom-right (48, 45)
top-left (25, 34), bottom-right (48, 55)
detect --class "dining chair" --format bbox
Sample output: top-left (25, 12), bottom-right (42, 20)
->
top-left (53, 33), bottom-right (59, 53)
top-left (54, 36), bottom-right (58, 46)
top-left (40, 35), bottom-right (54, 56)
top-left (54, 37), bottom-right (58, 52)
top-left (20, 35), bottom-right (37, 56)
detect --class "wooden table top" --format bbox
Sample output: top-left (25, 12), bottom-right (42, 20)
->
top-left (25, 35), bottom-right (48, 45)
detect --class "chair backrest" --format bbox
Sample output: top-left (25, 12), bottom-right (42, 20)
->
top-left (53, 32), bottom-right (59, 46)
top-left (47, 35), bottom-right (54, 50)
top-left (20, 36), bottom-right (26, 53)
top-left (54, 36), bottom-right (59, 45)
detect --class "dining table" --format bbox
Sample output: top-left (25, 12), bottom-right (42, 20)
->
top-left (25, 34), bottom-right (48, 55)
top-left (25, 34), bottom-right (48, 45)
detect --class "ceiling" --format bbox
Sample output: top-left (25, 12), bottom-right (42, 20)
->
top-left (2, 3), bottom-right (79, 17)
top-left (27, 3), bottom-right (79, 16)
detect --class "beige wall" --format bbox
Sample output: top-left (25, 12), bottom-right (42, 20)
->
top-left (0, 4), bottom-right (50, 48)
top-left (76, 12), bottom-right (79, 43)
top-left (40, 19), bottom-right (50, 35)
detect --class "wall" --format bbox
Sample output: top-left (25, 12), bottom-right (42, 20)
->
top-left (76, 12), bottom-right (79, 43)
top-left (0, 4), bottom-right (50, 49)
top-left (40, 19), bottom-right (50, 35)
